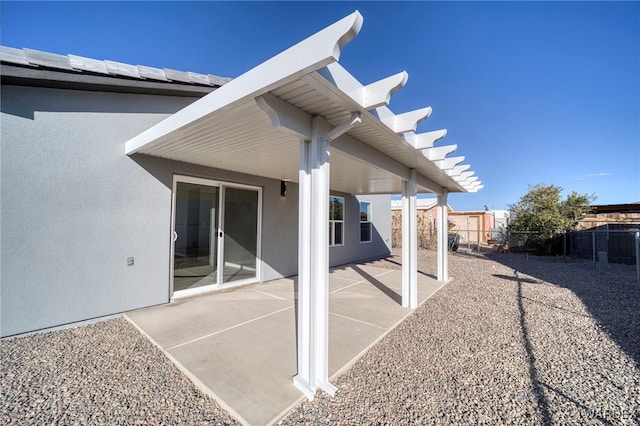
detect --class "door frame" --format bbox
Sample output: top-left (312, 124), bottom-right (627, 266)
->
top-left (170, 174), bottom-right (263, 298)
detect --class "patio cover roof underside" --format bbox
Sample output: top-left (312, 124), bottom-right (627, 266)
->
top-left (125, 11), bottom-right (481, 196)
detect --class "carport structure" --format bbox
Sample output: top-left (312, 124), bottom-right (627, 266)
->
top-left (125, 11), bottom-right (481, 400)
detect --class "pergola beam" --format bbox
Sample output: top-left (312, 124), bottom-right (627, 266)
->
top-left (404, 129), bottom-right (447, 150)
top-left (435, 156), bottom-right (465, 170)
top-left (361, 71), bottom-right (409, 109)
top-left (332, 133), bottom-right (411, 181)
top-left (256, 92), bottom-right (312, 139)
top-left (422, 144), bottom-right (457, 161)
top-left (327, 112), bottom-right (362, 141)
top-left (305, 65), bottom-right (479, 195)
top-left (359, 71), bottom-right (408, 109)
top-left (257, 90), bottom-right (445, 196)
top-left (315, 65), bottom-right (408, 110)
top-left (377, 106), bottom-right (432, 134)
top-left (125, 11), bottom-right (363, 155)
top-left (446, 164), bottom-right (471, 177)
top-left (415, 173), bottom-right (445, 194)
top-left (454, 171), bottom-right (475, 181)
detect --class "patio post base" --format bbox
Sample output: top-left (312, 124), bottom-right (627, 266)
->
top-left (293, 375), bottom-right (315, 400)
top-left (293, 375), bottom-right (338, 400)
top-left (317, 380), bottom-right (338, 396)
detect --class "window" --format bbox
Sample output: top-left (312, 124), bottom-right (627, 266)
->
top-left (329, 196), bottom-right (344, 246)
top-left (360, 201), bottom-right (372, 243)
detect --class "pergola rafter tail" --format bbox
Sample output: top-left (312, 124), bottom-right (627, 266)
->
top-left (422, 144), bottom-right (457, 161)
top-left (404, 128), bottom-right (448, 150)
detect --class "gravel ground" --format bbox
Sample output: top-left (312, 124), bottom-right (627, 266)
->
top-left (1, 317), bottom-right (240, 425)
top-left (2, 249), bottom-right (639, 425)
top-left (282, 250), bottom-right (640, 425)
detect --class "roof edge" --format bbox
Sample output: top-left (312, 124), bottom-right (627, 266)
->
top-left (1, 45), bottom-right (232, 88)
top-left (1, 63), bottom-right (216, 97)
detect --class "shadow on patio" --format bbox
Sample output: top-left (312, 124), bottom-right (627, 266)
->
top-left (125, 262), bottom-right (446, 426)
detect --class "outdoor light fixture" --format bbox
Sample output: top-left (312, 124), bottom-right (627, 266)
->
top-left (280, 180), bottom-right (287, 197)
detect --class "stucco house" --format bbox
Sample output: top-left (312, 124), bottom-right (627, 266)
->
top-left (1, 12), bottom-right (481, 398)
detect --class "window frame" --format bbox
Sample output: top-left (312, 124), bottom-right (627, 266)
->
top-left (359, 200), bottom-right (372, 243)
top-left (329, 195), bottom-right (345, 247)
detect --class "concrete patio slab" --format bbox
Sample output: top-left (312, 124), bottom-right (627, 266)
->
top-left (125, 263), bottom-right (446, 426)
top-left (247, 278), bottom-right (297, 303)
top-left (127, 293), bottom-right (292, 349)
top-left (327, 313), bottom-right (389, 376)
top-left (168, 308), bottom-right (299, 426)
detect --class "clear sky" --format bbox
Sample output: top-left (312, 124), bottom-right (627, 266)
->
top-left (2, 1), bottom-right (639, 211)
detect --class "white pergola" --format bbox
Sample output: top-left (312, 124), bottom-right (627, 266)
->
top-left (125, 11), bottom-right (481, 400)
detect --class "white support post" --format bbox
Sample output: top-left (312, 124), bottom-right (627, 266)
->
top-left (310, 116), bottom-right (335, 396)
top-left (294, 137), bottom-right (313, 399)
top-left (401, 169), bottom-right (418, 308)
top-left (293, 116), bottom-right (337, 399)
top-left (437, 189), bottom-right (449, 282)
top-left (256, 91), bottom-right (361, 400)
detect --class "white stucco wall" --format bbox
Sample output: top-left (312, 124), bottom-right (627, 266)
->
top-left (1, 86), bottom-right (196, 336)
top-left (328, 192), bottom-right (392, 267)
top-left (1, 85), bottom-right (393, 337)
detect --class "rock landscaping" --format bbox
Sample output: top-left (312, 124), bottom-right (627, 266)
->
top-left (2, 249), bottom-right (638, 425)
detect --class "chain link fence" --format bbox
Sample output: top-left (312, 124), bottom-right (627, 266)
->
top-left (392, 223), bottom-right (640, 285)
top-left (500, 228), bottom-right (640, 285)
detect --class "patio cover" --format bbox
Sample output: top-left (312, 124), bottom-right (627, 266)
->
top-left (124, 11), bottom-right (481, 400)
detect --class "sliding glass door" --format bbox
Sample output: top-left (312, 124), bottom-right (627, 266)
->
top-left (172, 177), bottom-right (261, 296)
top-left (173, 182), bottom-right (219, 291)
top-left (222, 187), bottom-right (259, 283)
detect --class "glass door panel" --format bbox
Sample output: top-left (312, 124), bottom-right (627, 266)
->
top-left (173, 182), bottom-right (219, 291)
top-left (222, 187), bottom-right (258, 283)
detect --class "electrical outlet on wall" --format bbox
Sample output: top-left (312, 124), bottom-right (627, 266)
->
top-left (127, 257), bottom-right (134, 266)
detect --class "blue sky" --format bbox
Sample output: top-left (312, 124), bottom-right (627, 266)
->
top-left (3, 1), bottom-right (638, 211)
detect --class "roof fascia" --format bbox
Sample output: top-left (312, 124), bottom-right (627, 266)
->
top-left (0, 63), bottom-right (215, 97)
top-left (125, 11), bottom-right (363, 155)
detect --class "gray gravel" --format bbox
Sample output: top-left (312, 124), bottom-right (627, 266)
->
top-left (280, 250), bottom-right (640, 425)
top-left (1, 317), bottom-right (240, 425)
top-left (2, 250), bottom-right (639, 425)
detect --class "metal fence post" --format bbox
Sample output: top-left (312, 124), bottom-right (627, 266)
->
top-left (636, 231), bottom-right (640, 285)
top-left (563, 231), bottom-right (566, 257)
top-left (592, 230), bottom-right (596, 267)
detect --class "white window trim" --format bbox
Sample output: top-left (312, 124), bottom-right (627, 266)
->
top-left (329, 195), bottom-right (345, 247)
top-left (360, 200), bottom-right (372, 244)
